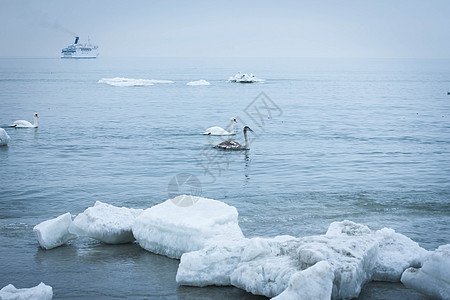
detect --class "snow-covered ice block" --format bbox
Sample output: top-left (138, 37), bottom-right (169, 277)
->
top-left (272, 261), bottom-right (334, 300)
top-left (178, 232), bottom-right (378, 299)
top-left (186, 80), bottom-right (210, 86)
top-left (229, 237), bottom-right (301, 297)
top-left (133, 196), bottom-right (244, 259)
top-left (33, 213), bottom-right (77, 250)
top-left (177, 239), bottom-right (248, 287)
top-left (178, 219), bottom-right (432, 299)
top-left (0, 282), bottom-right (53, 300)
top-left (325, 220), bottom-right (372, 237)
top-left (295, 235), bottom-right (378, 299)
top-left (401, 244), bottom-right (450, 300)
top-left (373, 228), bottom-right (429, 282)
top-left (69, 201), bottom-right (143, 244)
top-left (326, 220), bottom-right (429, 282)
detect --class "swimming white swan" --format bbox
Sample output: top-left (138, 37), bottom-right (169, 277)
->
top-left (10, 113), bottom-right (38, 128)
top-left (203, 117), bottom-right (237, 136)
top-left (0, 128), bottom-right (10, 146)
top-left (213, 126), bottom-right (253, 150)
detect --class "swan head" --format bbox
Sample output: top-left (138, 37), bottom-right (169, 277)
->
top-left (243, 126), bottom-right (253, 132)
top-left (34, 113), bottom-right (39, 118)
top-left (230, 117), bottom-right (237, 123)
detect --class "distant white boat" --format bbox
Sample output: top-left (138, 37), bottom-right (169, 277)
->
top-left (228, 72), bottom-right (263, 83)
top-left (61, 37), bottom-right (99, 59)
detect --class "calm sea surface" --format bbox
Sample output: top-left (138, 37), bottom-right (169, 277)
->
top-left (0, 57), bottom-right (449, 299)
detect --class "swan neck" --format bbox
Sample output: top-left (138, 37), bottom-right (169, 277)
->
top-left (34, 116), bottom-right (37, 126)
top-left (229, 120), bottom-right (234, 134)
top-left (244, 130), bottom-right (249, 148)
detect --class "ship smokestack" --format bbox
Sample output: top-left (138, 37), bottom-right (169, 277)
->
top-left (74, 37), bottom-right (79, 44)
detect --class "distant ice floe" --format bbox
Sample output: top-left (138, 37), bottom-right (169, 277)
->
top-left (33, 212), bottom-right (77, 250)
top-left (32, 198), bottom-right (448, 299)
top-left (132, 196), bottom-right (244, 259)
top-left (186, 80), bottom-right (210, 86)
top-left (401, 244), bottom-right (450, 299)
top-left (98, 77), bottom-right (174, 87)
top-left (228, 72), bottom-right (264, 83)
top-left (69, 201), bottom-right (143, 244)
top-left (0, 282), bottom-right (53, 300)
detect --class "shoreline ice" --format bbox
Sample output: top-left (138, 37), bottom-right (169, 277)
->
top-left (33, 212), bottom-right (77, 250)
top-left (132, 196), bottom-right (244, 259)
top-left (0, 282), bottom-right (52, 300)
top-left (69, 201), bottom-right (143, 244)
top-left (32, 197), bottom-right (448, 299)
top-left (401, 244), bottom-right (450, 299)
top-left (176, 219), bottom-right (435, 299)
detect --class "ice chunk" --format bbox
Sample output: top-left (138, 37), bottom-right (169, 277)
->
top-left (98, 77), bottom-right (173, 87)
top-left (178, 232), bottom-right (378, 299)
top-left (133, 196), bottom-right (244, 259)
top-left (177, 240), bottom-right (248, 287)
top-left (186, 80), bottom-right (210, 86)
top-left (272, 261), bottom-right (334, 300)
top-left (326, 220), bottom-right (372, 237)
top-left (177, 219), bottom-right (432, 299)
top-left (70, 201), bottom-right (143, 244)
top-left (373, 228), bottom-right (429, 282)
top-left (0, 282), bottom-right (53, 300)
top-left (401, 244), bottom-right (450, 300)
top-left (326, 220), bottom-right (429, 282)
top-left (33, 213), bottom-right (77, 250)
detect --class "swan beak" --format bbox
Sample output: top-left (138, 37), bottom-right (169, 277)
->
top-left (233, 119), bottom-right (237, 123)
top-left (249, 128), bottom-right (254, 132)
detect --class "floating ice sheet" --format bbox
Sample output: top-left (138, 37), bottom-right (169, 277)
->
top-left (98, 77), bottom-right (173, 87)
top-left (187, 80), bottom-right (210, 86)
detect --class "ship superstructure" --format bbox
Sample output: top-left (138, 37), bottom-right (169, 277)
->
top-left (61, 37), bottom-right (99, 59)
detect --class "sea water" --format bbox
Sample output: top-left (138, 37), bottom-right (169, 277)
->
top-left (0, 57), bottom-right (449, 299)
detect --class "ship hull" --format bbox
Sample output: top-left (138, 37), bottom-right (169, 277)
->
top-left (60, 56), bottom-right (98, 59)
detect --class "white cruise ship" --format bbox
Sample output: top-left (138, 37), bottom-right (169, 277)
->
top-left (61, 37), bottom-right (99, 59)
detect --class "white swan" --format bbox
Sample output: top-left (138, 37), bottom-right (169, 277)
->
top-left (10, 113), bottom-right (38, 128)
top-left (213, 126), bottom-right (253, 150)
top-left (0, 128), bottom-right (10, 146)
top-left (203, 117), bottom-right (237, 136)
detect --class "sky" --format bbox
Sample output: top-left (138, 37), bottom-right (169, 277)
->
top-left (1, 0), bottom-right (449, 58)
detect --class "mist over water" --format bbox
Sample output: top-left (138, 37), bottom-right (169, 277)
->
top-left (0, 57), bottom-right (449, 299)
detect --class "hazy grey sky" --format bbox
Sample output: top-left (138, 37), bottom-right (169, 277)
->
top-left (1, 0), bottom-right (449, 58)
